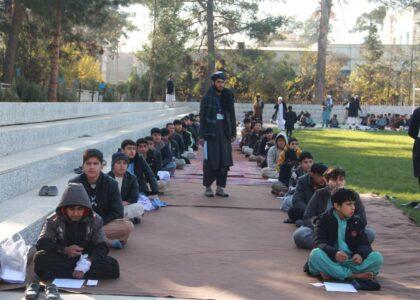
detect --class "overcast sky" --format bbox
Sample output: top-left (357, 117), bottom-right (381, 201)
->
top-left (119, 0), bottom-right (379, 53)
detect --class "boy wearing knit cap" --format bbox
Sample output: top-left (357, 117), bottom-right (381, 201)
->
top-left (34, 183), bottom-right (120, 280)
top-left (108, 152), bottom-right (144, 225)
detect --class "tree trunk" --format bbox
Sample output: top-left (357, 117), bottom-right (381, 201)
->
top-left (2, 1), bottom-right (25, 84)
top-left (47, 0), bottom-right (62, 102)
top-left (206, 0), bottom-right (215, 76)
top-left (147, 0), bottom-right (158, 102)
top-left (314, 0), bottom-right (332, 104)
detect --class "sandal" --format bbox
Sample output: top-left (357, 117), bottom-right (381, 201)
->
top-left (47, 186), bottom-right (58, 196)
top-left (24, 282), bottom-right (41, 300)
top-left (38, 186), bottom-right (49, 196)
top-left (45, 283), bottom-right (60, 300)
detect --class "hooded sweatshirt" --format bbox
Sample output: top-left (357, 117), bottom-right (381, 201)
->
top-left (266, 133), bottom-right (287, 169)
top-left (36, 183), bottom-right (108, 262)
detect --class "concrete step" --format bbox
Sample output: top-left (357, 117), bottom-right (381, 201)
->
top-left (0, 151), bottom-right (116, 245)
top-left (0, 102), bottom-right (170, 126)
top-left (0, 107), bottom-right (194, 204)
top-left (0, 107), bottom-right (187, 157)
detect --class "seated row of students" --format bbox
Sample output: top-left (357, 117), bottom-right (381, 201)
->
top-left (33, 118), bottom-right (200, 281)
top-left (239, 119), bottom-right (383, 286)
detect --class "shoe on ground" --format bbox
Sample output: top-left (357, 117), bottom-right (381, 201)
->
top-left (45, 283), bottom-right (60, 300)
top-left (24, 282), bottom-right (41, 300)
top-left (352, 279), bottom-right (381, 291)
top-left (205, 187), bottom-right (214, 197)
top-left (130, 217), bottom-right (141, 225)
top-left (216, 188), bottom-right (229, 197)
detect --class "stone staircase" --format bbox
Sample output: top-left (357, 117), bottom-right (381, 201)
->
top-left (0, 102), bottom-right (196, 245)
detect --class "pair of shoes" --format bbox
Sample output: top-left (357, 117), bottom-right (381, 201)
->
top-left (38, 186), bottom-right (58, 197)
top-left (25, 283), bottom-right (59, 300)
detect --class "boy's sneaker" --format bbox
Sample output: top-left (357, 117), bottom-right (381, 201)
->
top-left (45, 283), bottom-right (60, 300)
top-left (352, 279), bottom-right (381, 291)
top-left (24, 282), bottom-right (41, 300)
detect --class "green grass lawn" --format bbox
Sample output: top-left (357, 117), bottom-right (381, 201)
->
top-left (291, 129), bottom-right (420, 224)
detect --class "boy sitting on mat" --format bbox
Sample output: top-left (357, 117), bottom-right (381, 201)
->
top-left (294, 167), bottom-right (375, 250)
top-left (70, 149), bottom-right (133, 249)
top-left (108, 152), bottom-right (144, 225)
top-left (306, 188), bottom-right (383, 287)
top-left (34, 183), bottom-right (120, 280)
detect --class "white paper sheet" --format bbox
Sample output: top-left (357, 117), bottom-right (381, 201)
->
top-left (310, 282), bottom-right (325, 287)
top-left (267, 178), bottom-right (278, 182)
top-left (324, 282), bottom-right (357, 293)
top-left (52, 278), bottom-right (85, 289)
top-left (86, 280), bottom-right (98, 287)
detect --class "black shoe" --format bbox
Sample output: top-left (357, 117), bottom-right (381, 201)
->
top-left (24, 283), bottom-right (41, 300)
top-left (47, 186), bottom-right (58, 196)
top-left (352, 279), bottom-right (381, 291)
top-left (131, 217), bottom-right (141, 224)
top-left (283, 218), bottom-right (294, 224)
top-left (45, 283), bottom-right (60, 300)
top-left (216, 188), bottom-right (229, 197)
top-left (38, 186), bottom-right (49, 196)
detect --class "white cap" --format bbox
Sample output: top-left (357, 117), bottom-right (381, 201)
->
top-left (278, 96), bottom-right (283, 101)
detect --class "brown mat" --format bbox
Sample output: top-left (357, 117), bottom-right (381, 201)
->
top-left (1, 152), bottom-right (419, 299)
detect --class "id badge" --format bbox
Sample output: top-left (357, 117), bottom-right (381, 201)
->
top-left (216, 113), bottom-right (224, 120)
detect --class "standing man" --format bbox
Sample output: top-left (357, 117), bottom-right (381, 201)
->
top-left (273, 96), bottom-right (287, 132)
top-left (409, 107), bottom-right (420, 187)
top-left (253, 93), bottom-right (264, 122)
top-left (166, 74), bottom-right (175, 108)
top-left (321, 94), bottom-right (334, 128)
top-left (347, 95), bottom-right (362, 129)
top-left (199, 71), bottom-right (236, 197)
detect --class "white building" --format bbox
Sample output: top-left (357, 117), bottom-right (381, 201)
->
top-left (380, 6), bottom-right (420, 45)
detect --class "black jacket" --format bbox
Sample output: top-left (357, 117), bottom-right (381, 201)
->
top-left (169, 139), bottom-right (181, 159)
top-left (199, 86), bottom-right (236, 140)
top-left (409, 107), bottom-right (420, 177)
top-left (145, 149), bottom-right (161, 177)
top-left (132, 153), bottom-right (159, 195)
top-left (303, 186), bottom-right (367, 229)
top-left (69, 173), bottom-right (123, 225)
top-left (245, 131), bottom-right (261, 149)
top-left (256, 136), bottom-right (273, 156)
top-left (348, 99), bottom-right (362, 117)
top-left (171, 132), bottom-right (185, 154)
top-left (166, 79), bottom-right (174, 94)
top-left (37, 183), bottom-right (108, 262)
top-left (108, 171), bottom-right (139, 204)
top-left (314, 208), bottom-right (372, 261)
top-left (285, 111), bottom-right (298, 130)
top-left (292, 174), bottom-right (319, 212)
top-left (159, 142), bottom-right (173, 166)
